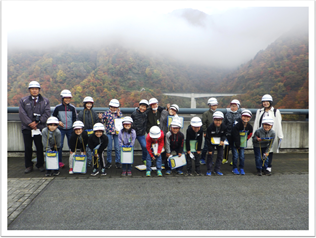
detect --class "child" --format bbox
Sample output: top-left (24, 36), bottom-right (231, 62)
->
top-left (131, 99), bottom-right (149, 164)
top-left (78, 96), bottom-right (100, 168)
top-left (68, 121), bottom-right (89, 174)
top-left (253, 94), bottom-right (283, 174)
top-left (165, 118), bottom-right (185, 175)
top-left (42, 116), bottom-right (61, 176)
top-left (52, 89), bottom-right (77, 168)
top-left (146, 126), bottom-right (164, 177)
top-left (99, 99), bottom-right (123, 169)
top-left (146, 98), bottom-right (165, 133)
top-left (252, 117), bottom-right (275, 176)
top-left (222, 99), bottom-right (242, 165)
top-left (205, 111), bottom-right (227, 176)
top-left (118, 116), bottom-right (136, 176)
top-left (231, 109), bottom-right (253, 175)
top-left (185, 117), bottom-right (203, 176)
top-left (201, 97), bottom-right (218, 165)
top-left (88, 123), bottom-right (109, 176)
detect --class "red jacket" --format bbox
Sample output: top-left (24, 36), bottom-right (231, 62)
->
top-left (146, 130), bottom-right (164, 158)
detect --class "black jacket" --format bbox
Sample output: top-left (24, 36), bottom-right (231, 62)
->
top-left (69, 131), bottom-right (89, 153)
top-left (146, 106), bottom-right (165, 133)
top-left (131, 108), bottom-right (148, 136)
top-left (78, 109), bottom-right (100, 130)
top-left (185, 125), bottom-right (203, 152)
top-left (165, 131), bottom-right (184, 154)
top-left (205, 123), bottom-right (227, 151)
top-left (88, 134), bottom-right (108, 157)
top-left (231, 118), bottom-right (253, 149)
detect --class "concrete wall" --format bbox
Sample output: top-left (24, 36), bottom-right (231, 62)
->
top-left (7, 121), bottom-right (308, 153)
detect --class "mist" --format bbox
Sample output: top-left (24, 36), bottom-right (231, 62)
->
top-left (7, 6), bottom-right (308, 68)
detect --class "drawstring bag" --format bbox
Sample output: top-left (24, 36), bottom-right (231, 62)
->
top-left (72, 136), bottom-right (87, 174)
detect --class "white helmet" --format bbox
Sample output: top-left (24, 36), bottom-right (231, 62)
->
top-left (230, 99), bottom-right (240, 107)
top-left (213, 111), bottom-right (224, 119)
top-left (241, 109), bottom-right (252, 118)
top-left (93, 123), bottom-right (105, 131)
top-left (109, 99), bottom-right (120, 107)
top-left (28, 81), bottom-right (41, 89)
top-left (139, 99), bottom-right (149, 106)
top-left (190, 117), bottom-right (202, 127)
top-left (46, 116), bottom-right (59, 125)
top-left (149, 98), bottom-right (158, 105)
top-left (73, 121), bottom-right (84, 129)
top-left (60, 89), bottom-right (72, 98)
top-left (170, 118), bottom-right (182, 128)
top-left (83, 96), bottom-right (94, 103)
top-left (122, 116), bottom-right (133, 124)
top-left (262, 94), bottom-right (273, 102)
top-left (262, 117), bottom-right (274, 126)
top-left (170, 104), bottom-right (179, 112)
top-left (149, 126), bottom-right (161, 139)
top-left (207, 97), bottom-right (218, 106)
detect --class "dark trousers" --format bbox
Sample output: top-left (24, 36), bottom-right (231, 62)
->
top-left (200, 138), bottom-right (208, 161)
top-left (206, 146), bottom-right (224, 173)
top-left (268, 152), bottom-right (274, 167)
top-left (162, 151), bottom-right (170, 170)
top-left (223, 135), bottom-right (233, 161)
top-left (22, 129), bottom-right (44, 168)
top-left (186, 152), bottom-right (201, 173)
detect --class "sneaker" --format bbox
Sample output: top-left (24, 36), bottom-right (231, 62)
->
top-left (91, 168), bottom-right (99, 176)
top-left (146, 171), bottom-right (151, 177)
top-left (222, 159), bottom-right (228, 164)
top-left (165, 170), bottom-right (171, 175)
top-left (69, 168), bottom-right (74, 174)
top-left (200, 159), bottom-right (206, 165)
top-left (206, 171), bottom-right (212, 176)
top-left (265, 170), bottom-right (271, 176)
top-left (24, 166), bottom-right (33, 174)
top-left (240, 168), bottom-right (245, 175)
top-left (195, 171), bottom-right (202, 176)
top-left (105, 162), bottom-right (112, 169)
top-left (38, 166), bottom-right (45, 172)
top-left (185, 172), bottom-right (193, 176)
top-left (127, 171), bottom-right (132, 176)
top-left (215, 171), bottom-right (223, 176)
top-left (266, 167), bottom-right (272, 172)
top-left (45, 172), bottom-right (51, 177)
top-left (52, 171), bottom-right (60, 176)
top-left (121, 171), bottom-right (127, 176)
top-left (87, 161), bottom-right (92, 168)
top-left (257, 169), bottom-right (262, 176)
top-left (59, 162), bottom-right (65, 168)
top-left (101, 168), bottom-right (107, 176)
top-left (230, 161), bottom-right (233, 166)
top-left (177, 170), bottom-right (184, 175)
top-left (232, 168), bottom-right (240, 175)
top-left (157, 170), bottom-right (162, 177)
top-left (115, 163), bottom-right (121, 169)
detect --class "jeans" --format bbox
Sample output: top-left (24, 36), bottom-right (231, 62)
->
top-left (253, 146), bottom-right (269, 170)
top-left (58, 128), bottom-right (73, 163)
top-left (200, 138), bottom-right (208, 161)
top-left (206, 146), bottom-right (224, 173)
top-left (86, 146), bottom-right (92, 163)
top-left (186, 152), bottom-right (201, 173)
top-left (146, 154), bottom-right (162, 171)
top-left (107, 134), bottom-right (120, 164)
top-left (268, 152), bottom-right (274, 168)
top-left (136, 135), bottom-right (148, 162)
top-left (122, 164), bottom-right (132, 172)
top-left (232, 146), bottom-right (245, 169)
top-left (22, 129), bottom-right (44, 168)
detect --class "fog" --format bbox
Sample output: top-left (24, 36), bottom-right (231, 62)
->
top-left (7, 6), bottom-right (308, 68)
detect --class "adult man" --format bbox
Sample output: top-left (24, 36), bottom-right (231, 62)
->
top-left (19, 81), bottom-right (51, 173)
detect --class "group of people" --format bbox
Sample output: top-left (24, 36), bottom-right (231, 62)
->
top-left (19, 81), bottom-right (283, 177)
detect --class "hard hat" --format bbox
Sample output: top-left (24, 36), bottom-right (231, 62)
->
top-left (207, 97), bottom-right (218, 106)
top-left (262, 117), bottom-right (274, 126)
top-left (46, 116), bottom-right (59, 125)
top-left (148, 98), bottom-right (158, 105)
top-left (241, 109), bottom-right (252, 118)
top-left (139, 99), bottom-right (149, 106)
top-left (109, 99), bottom-right (120, 107)
top-left (190, 117), bottom-right (202, 127)
top-left (170, 118), bottom-right (182, 128)
top-left (230, 99), bottom-right (240, 106)
top-left (213, 111), bottom-right (224, 119)
top-left (122, 116), bottom-right (133, 124)
top-left (60, 89), bottom-right (72, 98)
top-left (149, 126), bottom-right (161, 139)
top-left (73, 121), bottom-right (84, 129)
top-left (261, 94), bottom-right (273, 102)
top-left (170, 104), bottom-right (179, 112)
top-left (28, 81), bottom-right (41, 89)
top-left (93, 123), bottom-right (105, 131)
top-left (83, 96), bottom-right (94, 103)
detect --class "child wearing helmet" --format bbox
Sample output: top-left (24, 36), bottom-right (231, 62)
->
top-left (165, 118), bottom-right (185, 175)
top-left (201, 97), bottom-right (218, 165)
top-left (78, 96), bottom-right (100, 167)
top-left (146, 98), bottom-right (166, 134)
top-left (146, 126), bottom-right (165, 177)
top-left (42, 116), bottom-right (61, 176)
top-left (231, 110), bottom-right (253, 175)
top-left (205, 111), bottom-right (227, 176)
top-left (68, 121), bottom-right (89, 174)
top-left (252, 94), bottom-right (283, 174)
top-left (118, 117), bottom-right (136, 176)
top-left (185, 117), bottom-right (203, 176)
top-left (222, 99), bottom-right (242, 165)
top-left (252, 117), bottom-right (275, 176)
top-left (52, 89), bottom-right (77, 168)
top-left (99, 99), bottom-right (123, 169)
top-left (88, 123), bottom-right (109, 176)
top-left (131, 99), bottom-right (149, 164)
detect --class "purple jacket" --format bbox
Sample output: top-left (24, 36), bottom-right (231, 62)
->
top-left (118, 129), bottom-right (136, 147)
top-left (19, 94), bottom-right (51, 131)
